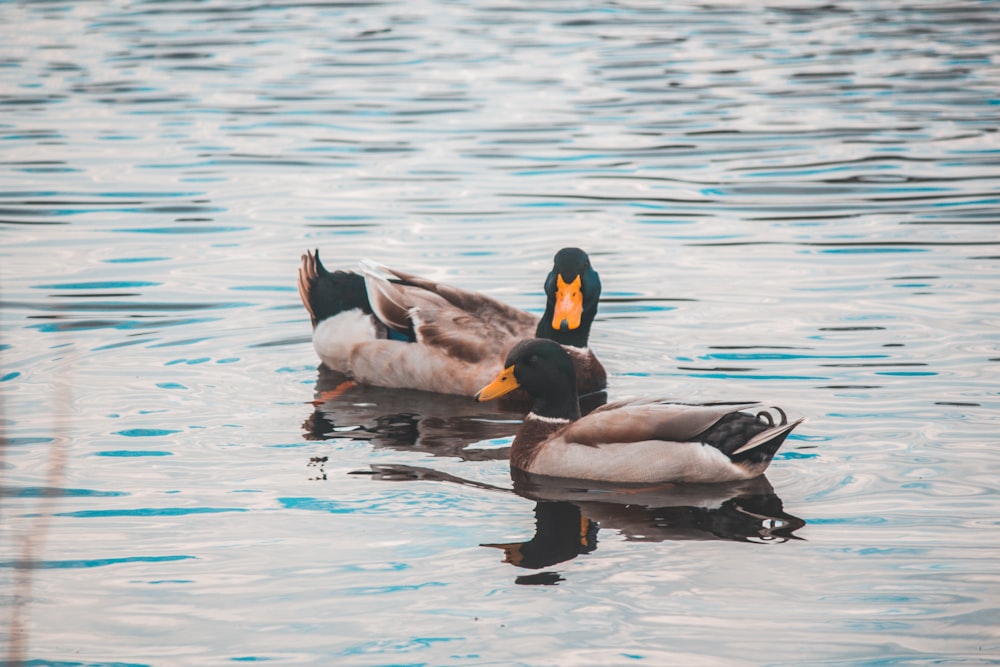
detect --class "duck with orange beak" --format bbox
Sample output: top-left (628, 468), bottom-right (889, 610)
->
top-left (536, 247), bottom-right (601, 349)
top-left (534, 247), bottom-right (605, 397)
top-left (476, 339), bottom-right (803, 484)
top-left (298, 248), bottom-right (605, 398)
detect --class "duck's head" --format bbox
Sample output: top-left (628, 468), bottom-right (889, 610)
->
top-left (537, 248), bottom-right (601, 348)
top-left (475, 338), bottom-right (580, 420)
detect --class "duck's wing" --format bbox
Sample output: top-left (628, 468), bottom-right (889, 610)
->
top-left (361, 260), bottom-right (538, 337)
top-left (530, 401), bottom-right (802, 483)
top-left (362, 264), bottom-right (536, 364)
top-left (560, 400), bottom-right (763, 447)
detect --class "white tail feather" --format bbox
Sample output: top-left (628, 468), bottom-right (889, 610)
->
top-left (358, 258), bottom-right (398, 282)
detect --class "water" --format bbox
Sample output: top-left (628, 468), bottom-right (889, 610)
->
top-left (2, 0), bottom-right (999, 664)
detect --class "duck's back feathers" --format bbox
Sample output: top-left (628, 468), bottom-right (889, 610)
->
top-left (361, 266), bottom-right (536, 365)
top-left (562, 401), bottom-right (761, 448)
top-left (363, 262), bottom-right (538, 337)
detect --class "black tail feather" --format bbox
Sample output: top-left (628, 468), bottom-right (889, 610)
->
top-left (298, 249), bottom-right (371, 327)
top-left (729, 423), bottom-right (799, 466)
top-left (696, 407), bottom-right (800, 465)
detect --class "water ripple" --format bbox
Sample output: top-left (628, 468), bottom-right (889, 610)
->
top-left (2, 0), bottom-right (999, 664)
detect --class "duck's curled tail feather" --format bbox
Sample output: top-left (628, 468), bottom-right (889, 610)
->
top-left (692, 405), bottom-right (804, 466)
top-left (730, 417), bottom-right (805, 464)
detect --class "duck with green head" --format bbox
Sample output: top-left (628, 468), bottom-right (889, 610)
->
top-left (476, 338), bottom-right (804, 484)
top-left (298, 248), bottom-right (605, 397)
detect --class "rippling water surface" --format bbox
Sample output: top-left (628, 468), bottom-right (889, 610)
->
top-left (2, 1), bottom-right (999, 664)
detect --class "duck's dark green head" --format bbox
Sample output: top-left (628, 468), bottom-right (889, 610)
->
top-left (476, 338), bottom-right (580, 420)
top-left (537, 248), bottom-right (601, 348)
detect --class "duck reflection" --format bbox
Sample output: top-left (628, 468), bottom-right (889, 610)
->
top-left (516, 470), bottom-right (802, 541)
top-left (303, 365), bottom-right (523, 461)
top-left (482, 501), bottom-right (599, 586)
top-left (484, 473), bottom-right (804, 584)
top-left (359, 462), bottom-right (805, 585)
top-left (303, 365), bottom-right (606, 462)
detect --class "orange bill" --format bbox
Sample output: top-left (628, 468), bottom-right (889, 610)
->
top-left (552, 274), bottom-right (583, 331)
top-left (481, 541), bottom-right (524, 566)
top-left (475, 365), bottom-right (519, 402)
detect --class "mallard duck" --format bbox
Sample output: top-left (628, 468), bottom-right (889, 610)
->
top-left (476, 338), bottom-right (804, 484)
top-left (298, 248), bottom-right (605, 397)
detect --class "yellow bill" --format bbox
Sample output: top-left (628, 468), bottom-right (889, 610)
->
top-left (552, 274), bottom-right (582, 331)
top-left (475, 365), bottom-right (519, 402)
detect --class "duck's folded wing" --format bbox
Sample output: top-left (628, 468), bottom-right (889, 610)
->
top-left (361, 260), bottom-right (537, 336)
top-left (363, 267), bottom-right (528, 364)
top-left (361, 266), bottom-right (421, 334)
top-left (558, 401), bottom-right (761, 447)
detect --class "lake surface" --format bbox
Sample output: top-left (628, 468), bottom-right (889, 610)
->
top-left (2, 0), bottom-right (1000, 664)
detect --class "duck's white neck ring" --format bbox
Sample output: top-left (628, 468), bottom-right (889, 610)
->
top-left (526, 412), bottom-right (571, 425)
